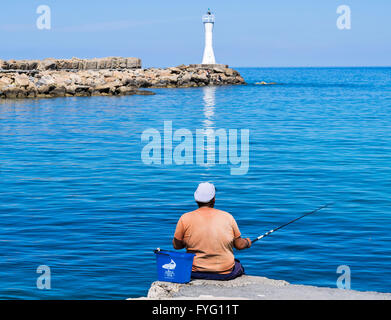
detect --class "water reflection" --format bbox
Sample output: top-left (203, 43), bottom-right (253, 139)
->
top-left (201, 86), bottom-right (217, 166)
top-left (202, 86), bottom-right (216, 130)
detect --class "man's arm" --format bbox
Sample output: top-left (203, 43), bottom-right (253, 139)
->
top-left (173, 237), bottom-right (186, 250)
top-left (234, 237), bottom-right (251, 250)
top-left (173, 216), bottom-right (186, 250)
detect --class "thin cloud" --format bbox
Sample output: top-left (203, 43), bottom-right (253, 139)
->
top-left (55, 16), bottom-right (197, 32)
top-left (0, 16), bottom-right (196, 33)
top-left (0, 23), bottom-right (36, 32)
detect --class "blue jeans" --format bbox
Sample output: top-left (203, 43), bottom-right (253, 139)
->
top-left (191, 259), bottom-right (245, 280)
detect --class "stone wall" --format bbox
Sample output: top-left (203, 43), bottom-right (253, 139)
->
top-left (0, 57), bottom-right (141, 71)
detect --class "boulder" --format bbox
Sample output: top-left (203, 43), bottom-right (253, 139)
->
top-left (224, 68), bottom-right (235, 76)
top-left (4, 86), bottom-right (27, 99)
top-left (0, 76), bottom-right (13, 87)
top-left (36, 74), bottom-right (55, 86)
top-left (168, 67), bottom-right (181, 74)
top-left (37, 84), bottom-right (55, 94)
top-left (74, 85), bottom-right (91, 96)
top-left (191, 72), bottom-right (208, 83)
top-left (94, 83), bottom-right (116, 94)
top-left (7, 60), bottom-right (18, 70)
top-left (49, 86), bottom-right (66, 97)
top-left (180, 73), bottom-right (192, 83)
top-left (27, 61), bottom-right (39, 70)
top-left (117, 86), bottom-right (137, 95)
top-left (14, 74), bottom-right (31, 87)
top-left (212, 66), bottom-right (225, 73)
top-left (134, 90), bottom-right (156, 95)
top-left (40, 59), bottom-right (57, 70)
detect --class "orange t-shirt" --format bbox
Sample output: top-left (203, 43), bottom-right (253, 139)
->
top-left (174, 207), bottom-right (241, 274)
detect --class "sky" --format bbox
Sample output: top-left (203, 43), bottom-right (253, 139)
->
top-left (0, 0), bottom-right (390, 67)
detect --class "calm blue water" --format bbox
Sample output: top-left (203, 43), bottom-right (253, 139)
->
top-left (0, 67), bottom-right (390, 299)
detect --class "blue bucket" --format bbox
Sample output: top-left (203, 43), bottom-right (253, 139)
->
top-left (154, 249), bottom-right (195, 283)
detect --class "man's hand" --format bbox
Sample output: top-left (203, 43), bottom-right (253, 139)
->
top-left (234, 237), bottom-right (252, 250)
top-left (173, 237), bottom-right (186, 250)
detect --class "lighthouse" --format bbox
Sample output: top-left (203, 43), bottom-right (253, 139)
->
top-left (202, 9), bottom-right (216, 65)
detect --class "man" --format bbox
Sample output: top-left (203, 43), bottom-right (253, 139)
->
top-left (173, 182), bottom-right (251, 280)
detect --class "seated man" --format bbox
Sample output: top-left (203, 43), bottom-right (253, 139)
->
top-left (173, 182), bottom-right (251, 280)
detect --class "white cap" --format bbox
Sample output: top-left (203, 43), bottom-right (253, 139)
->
top-left (194, 182), bottom-right (216, 203)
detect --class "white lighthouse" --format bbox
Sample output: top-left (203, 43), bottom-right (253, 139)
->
top-left (202, 9), bottom-right (216, 65)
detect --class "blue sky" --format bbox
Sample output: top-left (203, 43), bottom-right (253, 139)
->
top-left (0, 1), bottom-right (390, 67)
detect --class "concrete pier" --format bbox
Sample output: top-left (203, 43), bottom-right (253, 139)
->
top-left (131, 275), bottom-right (391, 300)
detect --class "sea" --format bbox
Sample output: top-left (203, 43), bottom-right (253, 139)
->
top-left (0, 67), bottom-right (390, 299)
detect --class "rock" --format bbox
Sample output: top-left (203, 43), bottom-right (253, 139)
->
top-left (213, 66), bottom-right (225, 73)
top-left (160, 74), bottom-right (179, 84)
top-left (7, 60), bottom-right (18, 70)
top-left (28, 61), bottom-right (39, 70)
top-left (14, 74), bottom-right (31, 87)
top-left (134, 78), bottom-right (150, 88)
top-left (94, 83), bottom-right (116, 94)
top-left (74, 85), bottom-right (91, 96)
top-left (27, 90), bottom-right (37, 98)
top-left (4, 86), bottom-right (27, 99)
top-left (224, 68), bottom-right (235, 76)
top-left (180, 73), bottom-right (192, 84)
top-left (159, 70), bottom-right (172, 77)
top-left (192, 71), bottom-right (209, 83)
top-left (49, 86), bottom-right (66, 97)
top-left (255, 81), bottom-right (278, 85)
top-left (117, 86), bottom-right (133, 95)
top-left (168, 67), bottom-right (181, 74)
top-left (37, 84), bottom-right (55, 94)
top-left (36, 75), bottom-right (55, 86)
top-left (65, 85), bottom-right (76, 95)
top-left (134, 90), bottom-right (156, 95)
top-left (0, 76), bottom-right (13, 87)
top-left (130, 275), bottom-right (391, 300)
top-left (236, 76), bottom-right (245, 83)
top-left (40, 59), bottom-right (57, 70)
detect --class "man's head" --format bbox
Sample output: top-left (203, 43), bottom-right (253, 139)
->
top-left (194, 182), bottom-right (216, 208)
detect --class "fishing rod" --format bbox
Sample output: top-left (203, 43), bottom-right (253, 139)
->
top-left (251, 203), bottom-right (333, 244)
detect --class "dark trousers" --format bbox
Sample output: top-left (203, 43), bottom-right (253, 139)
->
top-left (191, 259), bottom-right (245, 281)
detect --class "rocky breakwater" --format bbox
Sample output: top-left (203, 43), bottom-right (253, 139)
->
top-left (0, 59), bottom-right (245, 99)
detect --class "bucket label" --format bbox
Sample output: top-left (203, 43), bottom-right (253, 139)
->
top-left (162, 259), bottom-right (176, 278)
